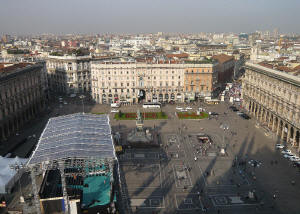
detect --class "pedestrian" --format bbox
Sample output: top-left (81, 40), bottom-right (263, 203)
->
top-left (291, 180), bottom-right (295, 185)
top-left (273, 194), bottom-right (276, 199)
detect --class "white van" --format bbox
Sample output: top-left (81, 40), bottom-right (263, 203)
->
top-left (111, 103), bottom-right (120, 108)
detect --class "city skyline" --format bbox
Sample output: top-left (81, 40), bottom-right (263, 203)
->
top-left (1, 0), bottom-right (300, 35)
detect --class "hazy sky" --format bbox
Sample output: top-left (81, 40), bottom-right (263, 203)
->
top-left (0, 0), bottom-right (299, 35)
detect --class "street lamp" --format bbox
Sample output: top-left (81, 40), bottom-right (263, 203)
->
top-left (220, 123), bottom-right (229, 150)
top-left (79, 95), bottom-right (85, 113)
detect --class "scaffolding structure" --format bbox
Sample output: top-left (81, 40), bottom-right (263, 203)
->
top-left (25, 113), bottom-right (116, 214)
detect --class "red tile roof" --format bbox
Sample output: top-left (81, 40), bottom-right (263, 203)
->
top-left (212, 54), bottom-right (234, 64)
top-left (166, 53), bottom-right (189, 59)
top-left (0, 63), bottom-right (31, 73)
top-left (276, 66), bottom-right (294, 73)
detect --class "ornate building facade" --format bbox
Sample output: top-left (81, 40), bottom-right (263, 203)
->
top-left (0, 63), bottom-right (48, 143)
top-left (242, 62), bottom-right (300, 151)
top-left (184, 63), bottom-right (218, 101)
top-left (91, 62), bottom-right (186, 104)
top-left (91, 61), bottom-right (218, 104)
top-left (46, 55), bottom-right (91, 94)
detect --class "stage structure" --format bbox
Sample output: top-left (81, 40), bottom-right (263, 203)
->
top-left (26, 113), bottom-right (117, 214)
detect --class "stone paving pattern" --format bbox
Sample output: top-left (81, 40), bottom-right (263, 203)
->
top-left (2, 95), bottom-right (300, 214)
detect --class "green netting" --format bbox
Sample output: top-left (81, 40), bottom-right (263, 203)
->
top-left (82, 173), bottom-right (111, 208)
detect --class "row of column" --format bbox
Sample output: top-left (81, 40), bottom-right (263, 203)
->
top-left (246, 98), bottom-right (300, 152)
top-left (0, 100), bottom-right (45, 143)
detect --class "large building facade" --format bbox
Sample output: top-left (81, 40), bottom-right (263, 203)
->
top-left (184, 63), bottom-right (218, 101)
top-left (91, 61), bottom-right (218, 104)
top-left (0, 63), bottom-right (48, 143)
top-left (242, 62), bottom-right (300, 151)
top-left (46, 55), bottom-right (91, 94)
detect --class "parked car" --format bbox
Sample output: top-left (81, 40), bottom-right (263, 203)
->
top-left (283, 153), bottom-right (294, 159)
top-left (210, 112), bottom-right (219, 116)
top-left (180, 109), bottom-right (188, 112)
top-left (111, 109), bottom-right (119, 113)
top-left (289, 156), bottom-right (300, 162)
top-left (176, 106), bottom-right (183, 110)
top-left (275, 144), bottom-right (285, 149)
top-left (240, 113), bottom-right (251, 119)
top-left (63, 101), bottom-right (68, 105)
top-left (186, 106), bottom-right (193, 110)
top-left (281, 150), bottom-right (292, 154)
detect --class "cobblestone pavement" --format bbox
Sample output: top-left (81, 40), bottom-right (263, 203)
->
top-left (2, 99), bottom-right (300, 214)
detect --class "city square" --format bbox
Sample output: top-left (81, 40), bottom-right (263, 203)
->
top-left (0, 93), bottom-right (299, 214)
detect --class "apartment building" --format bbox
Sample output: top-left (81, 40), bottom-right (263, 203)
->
top-left (91, 62), bottom-right (185, 104)
top-left (0, 63), bottom-right (47, 143)
top-left (184, 63), bottom-right (218, 101)
top-left (46, 55), bottom-right (91, 94)
top-left (242, 62), bottom-right (300, 150)
top-left (91, 60), bottom-right (218, 104)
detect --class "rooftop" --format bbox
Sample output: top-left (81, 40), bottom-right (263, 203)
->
top-left (0, 63), bottom-right (31, 74)
top-left (212, 54), bottom-right (235, 64)
top-left (245, 62), bottom-right (300, 86)
top-left (27, 113), bottom-right (116, 166)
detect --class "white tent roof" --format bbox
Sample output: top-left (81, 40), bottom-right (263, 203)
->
top-left (27, 113), bottom-right (116, 166)
top-left (0, 156), bottom-right (28, 193)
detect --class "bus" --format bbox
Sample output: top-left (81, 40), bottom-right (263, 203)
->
top-left (142, 102), bottom-right (161, 109)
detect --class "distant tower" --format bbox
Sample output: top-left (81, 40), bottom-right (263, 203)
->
top-left (273, 28), bottom-right (279, 39)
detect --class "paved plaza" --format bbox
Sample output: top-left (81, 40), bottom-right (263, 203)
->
top-left (2, 97), bottom-right (300, 214)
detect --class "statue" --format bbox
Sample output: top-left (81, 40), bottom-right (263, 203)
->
top-left (136, 109), bottom-right (143, 130)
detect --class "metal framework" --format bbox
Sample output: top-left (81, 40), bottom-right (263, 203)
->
top-left (25, 113), bottom-right (116, 214)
